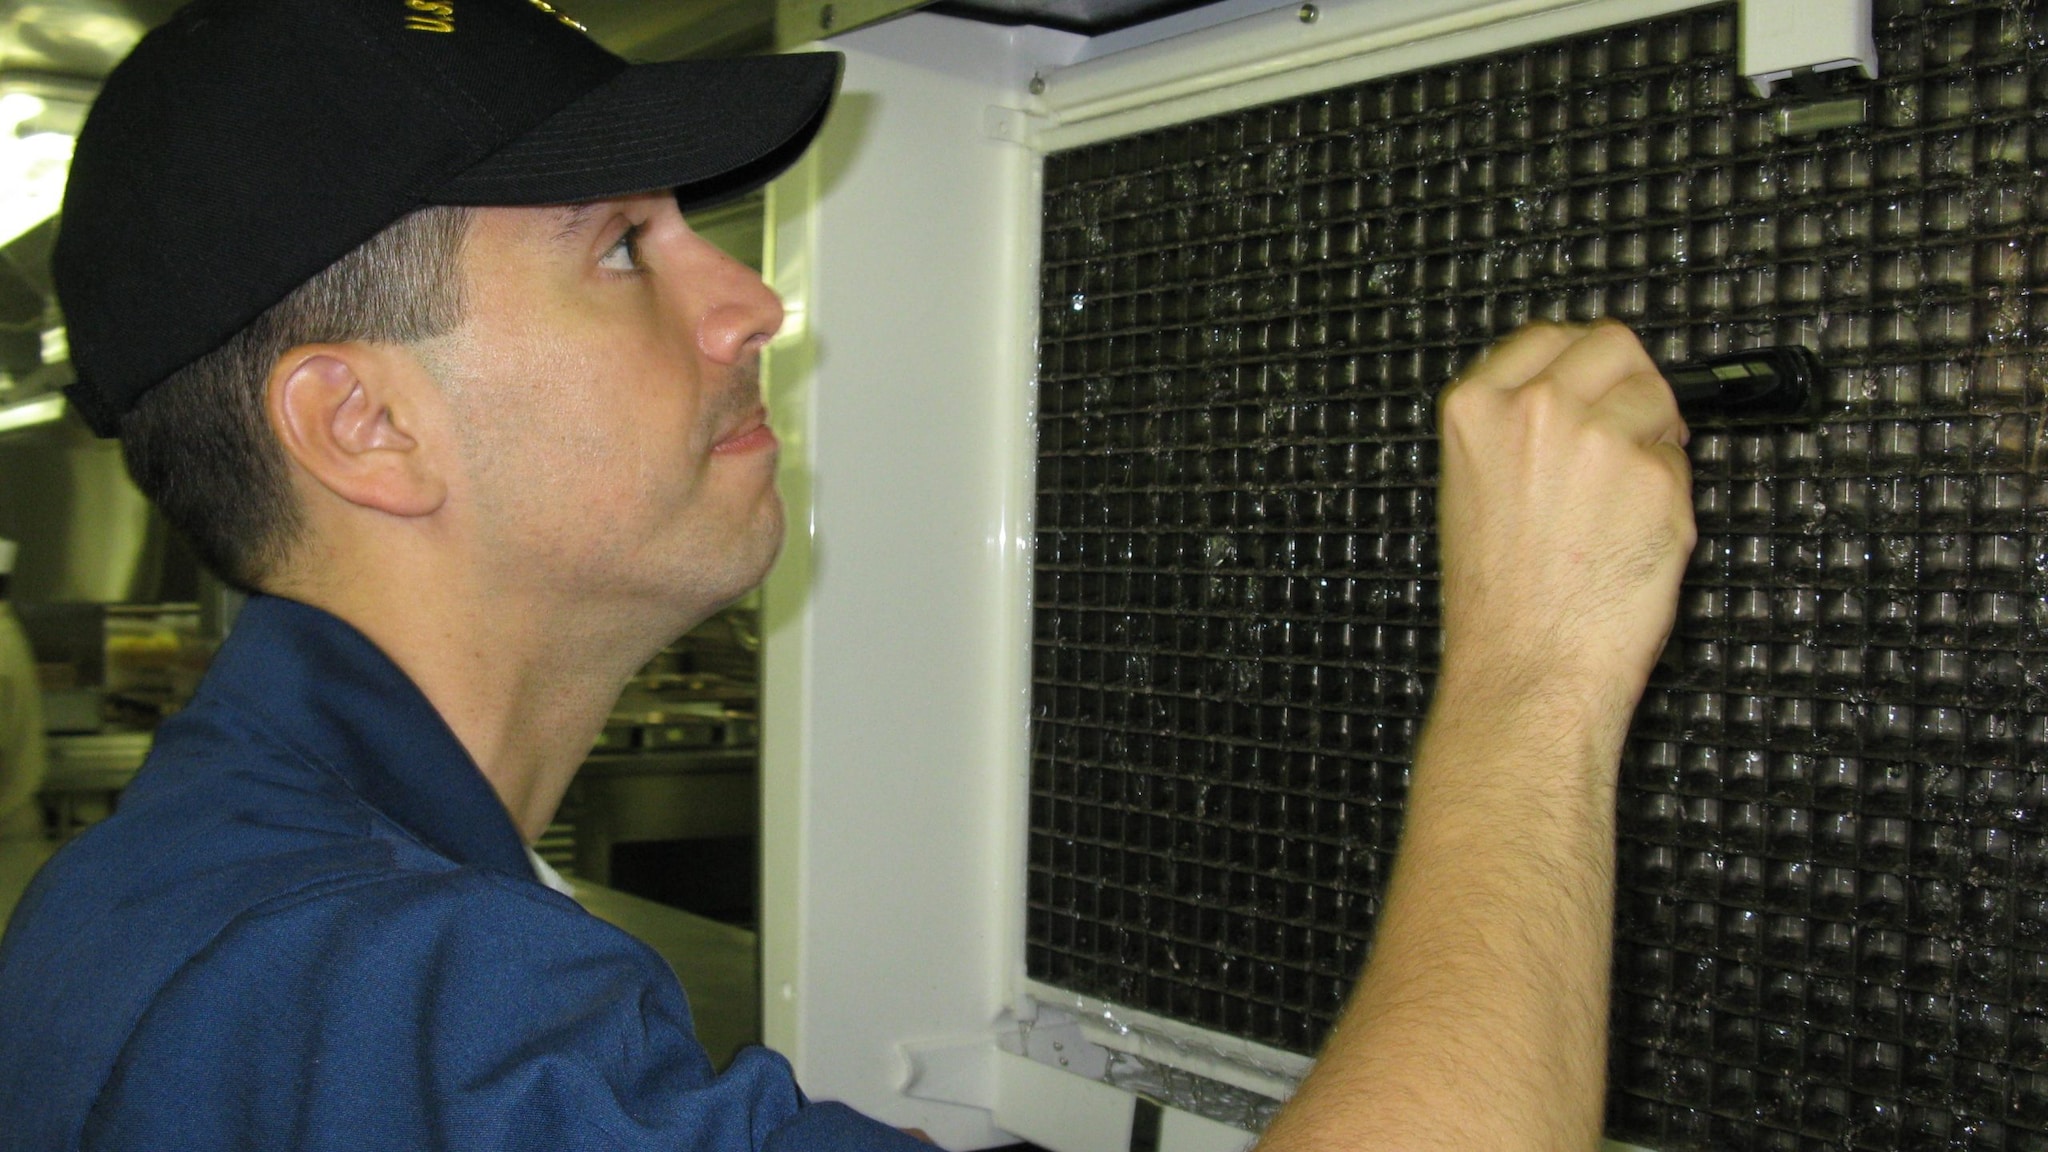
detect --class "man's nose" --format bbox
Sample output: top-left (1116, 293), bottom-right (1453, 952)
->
top-left (698, 256), bottom-right (786, 366)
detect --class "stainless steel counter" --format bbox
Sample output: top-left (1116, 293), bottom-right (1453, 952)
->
top-left (42, 731), bottom-right (152, 838)
top-left (44, 730), bottom-right (153, 787)
top-left (568, 748), bottom-right (757, 886)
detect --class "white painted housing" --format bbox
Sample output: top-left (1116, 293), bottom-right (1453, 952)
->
top-left (755, 1), bottom-right (1878, 1148)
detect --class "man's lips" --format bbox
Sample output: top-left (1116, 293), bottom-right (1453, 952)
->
top-left (710, 408), bottom-right (777, 455)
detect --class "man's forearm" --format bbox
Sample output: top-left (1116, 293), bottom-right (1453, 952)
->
top-left (1256, 679), bottom-right (1625, 1152)
top-left (1255, 323), bottom-right (1694, 1152)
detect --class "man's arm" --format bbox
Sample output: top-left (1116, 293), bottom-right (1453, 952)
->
top-left (1256, 321), bottom-right (1696, 1152)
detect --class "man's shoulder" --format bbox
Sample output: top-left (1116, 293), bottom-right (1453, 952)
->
top-left (0, 672), bottom-right (594, 988)
top-left (0, 710), bottom-right (472, 1056)
top-left (0, 723), bottom-right (643, 1152)
top-left (15, 698), bottom-right (436, 929)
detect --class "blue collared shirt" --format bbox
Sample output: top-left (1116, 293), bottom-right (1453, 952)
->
top-left (0, 596), bottom-right (915, 1152)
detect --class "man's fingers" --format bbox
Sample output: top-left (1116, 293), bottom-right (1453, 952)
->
top-left (1452, 322), bottom-right (1591, 393)
top-left (1446, 322), bottom-right (1674, 449)
top-left (1593, 367), bottom-right (1690, 450)
top-left (1523, 319), bottom-right (1663, 408)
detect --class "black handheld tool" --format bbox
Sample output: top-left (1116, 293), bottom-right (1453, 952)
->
top-left (1662, 346), bottom-right (1825, 422)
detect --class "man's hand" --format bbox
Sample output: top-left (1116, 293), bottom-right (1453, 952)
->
top-left (1256, 322), bottom-right (1694, 1152)
top-left (1434, 320), bottom-right (1696, 743)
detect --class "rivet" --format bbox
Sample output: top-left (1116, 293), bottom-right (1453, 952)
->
top-left (1298, 3), bottom-right (1317, 22)
top-left (1029, 74), bottom-right (1046, 95)
top-left (819, 3), bottom-right (835, 29)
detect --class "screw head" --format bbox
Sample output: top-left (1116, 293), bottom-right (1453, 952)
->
top-left (1298, 2), bottom-right (1318, 21)
top-left (819, 3), bottom-right (835, 29)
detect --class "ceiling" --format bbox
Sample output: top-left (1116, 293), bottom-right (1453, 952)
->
top-left (0, 0), bottom-right (180, 78)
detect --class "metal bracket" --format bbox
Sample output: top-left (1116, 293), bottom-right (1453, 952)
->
top-left (899, 1010), bottom-right (1116, 1113)
top-left (1741, 0), bottom-right (1878, 97)
top-left (1020, 1009), bottom-right (1115, 1079)
top-left (774, 0), bottom-right (932, 48)
top-left (902, 1034), bottom-right (1002, 1111)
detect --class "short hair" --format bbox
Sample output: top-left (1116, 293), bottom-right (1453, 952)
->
top-left (116, 205), bottom-right (473, 592)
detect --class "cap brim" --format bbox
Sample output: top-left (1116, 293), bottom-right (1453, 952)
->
top-left (431, 51), bottom-right (841, 210)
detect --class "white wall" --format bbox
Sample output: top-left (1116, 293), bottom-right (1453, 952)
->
top-left (758, 15), bottom-right (1074, 1148)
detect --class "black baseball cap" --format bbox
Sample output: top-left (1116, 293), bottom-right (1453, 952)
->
top-left (54, 0), bottom-right (842, 437)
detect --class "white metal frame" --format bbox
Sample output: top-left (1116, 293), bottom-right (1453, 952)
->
top-left (758, 1), bottom-right (1870, 1148)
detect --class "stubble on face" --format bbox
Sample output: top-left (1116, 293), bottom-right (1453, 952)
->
top-left (405, 204), bottom-right (787, 629)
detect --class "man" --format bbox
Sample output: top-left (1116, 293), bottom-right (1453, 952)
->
top-left (0, 0), bottom-right (1693, 1150)
top-left (0, 3), bottom-right (902, 1149)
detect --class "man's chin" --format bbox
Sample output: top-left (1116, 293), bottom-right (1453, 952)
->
top-left (749, 496), bottom-right (788, 584)
top-left (710, 496), bottom-right (787, 611)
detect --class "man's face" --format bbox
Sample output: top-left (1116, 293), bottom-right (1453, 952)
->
top-left (418, 192), bottom-right (787, 623)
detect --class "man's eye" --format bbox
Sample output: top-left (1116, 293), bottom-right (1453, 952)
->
top-left (599, 226), bottom-right (641, 272)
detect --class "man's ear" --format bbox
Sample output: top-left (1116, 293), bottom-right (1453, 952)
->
top-left (266, 343), bottom-right (447, 518)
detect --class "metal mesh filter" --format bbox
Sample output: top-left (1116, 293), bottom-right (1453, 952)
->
top-left (1027, 2), bottom-right (2048, 1147)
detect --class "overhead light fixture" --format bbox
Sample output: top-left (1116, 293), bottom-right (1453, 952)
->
top-left (0, 390), bottom-right (64, 435)
top-left (0, 76), bottom-right (93, 250)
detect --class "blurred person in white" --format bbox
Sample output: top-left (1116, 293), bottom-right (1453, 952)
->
top-left (0, 538), bottom-right (44, 842)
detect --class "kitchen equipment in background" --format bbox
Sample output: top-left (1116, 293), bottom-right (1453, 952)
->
top-left (15, 600), bottom-right (100, 732)
top-left (0, 424), bottom-right (166, 605)
top-left (535, 605), bottom-right (765, 928)
top-left (38, 728), bottom-right (144, 839)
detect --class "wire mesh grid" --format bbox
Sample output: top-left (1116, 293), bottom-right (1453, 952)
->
top-left (1028, 2), bottom-right (2048, 1147)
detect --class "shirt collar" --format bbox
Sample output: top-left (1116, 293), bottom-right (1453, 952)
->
top-left (194, 594), bottom-right (535, 881)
